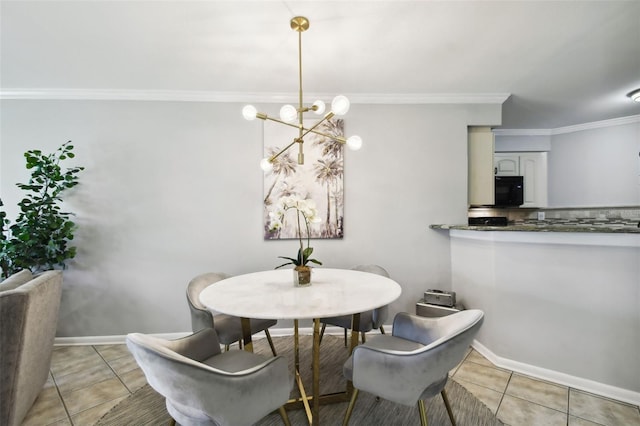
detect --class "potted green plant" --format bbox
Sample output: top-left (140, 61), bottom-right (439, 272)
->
top-left (268, 196), bottom-right (322, 286)
top-left (0, 141), bottom-right (84, 279)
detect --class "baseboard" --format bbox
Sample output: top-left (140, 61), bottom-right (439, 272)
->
top-left (472, 339), bottom-right (640, 406)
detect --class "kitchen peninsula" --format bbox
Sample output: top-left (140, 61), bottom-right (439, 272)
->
top-left (431, 214), bottom-right (640, 406)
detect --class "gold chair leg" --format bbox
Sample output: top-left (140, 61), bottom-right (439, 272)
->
top-left (380, 325), bottom-right (386, 335)
top-left (224, 344), bottom-right (230, 352)
top-left (278, 406), bottom-right (291, 426)
top-left (319, 322), bottom-right (327, 344)
top-left (441, 389), bottom-right (456, 426)
top-left (265, 329), bottom-right (278, 356)
top-left (342, 388), bottom-right (359, 426)
top-left (418, 399), bottom-right (428, 426)
top-left (169, 418), bottom-right (176, 426)
top-left (361, 331), bottom-right (366, 343)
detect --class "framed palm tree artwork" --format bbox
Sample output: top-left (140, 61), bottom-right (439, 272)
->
top-left (263, 118), bottom-right (344, 240)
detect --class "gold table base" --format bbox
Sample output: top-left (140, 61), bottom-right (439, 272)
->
top-left (241, 314), bottom-right (361, 425)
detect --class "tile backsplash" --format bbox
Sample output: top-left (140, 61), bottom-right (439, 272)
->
top-left (468, 206), bottom-right (640, 225)
top-left (527, 207), bottom-right (640, 221)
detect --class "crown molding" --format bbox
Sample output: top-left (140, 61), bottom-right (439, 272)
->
top-left (0, 88), bottom-right (510, 105)
top-left (494, 114), bottom-right (640, 136)
top-left (4, 88), bottom-right (635, 134)
top-left (548, 114), bottom-right (640, 135)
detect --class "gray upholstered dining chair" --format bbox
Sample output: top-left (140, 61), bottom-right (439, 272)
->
top-left (342, 309), bottom-right (484, 426)
top-left (187, 272), bottom-right (278, 356)
top-left (319, 264), bottom-right (390, 346)
top-left (127, 328), bottom-right (292, 426)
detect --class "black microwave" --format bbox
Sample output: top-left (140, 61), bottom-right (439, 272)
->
top-left (494, 176), bottom-right (524, 207)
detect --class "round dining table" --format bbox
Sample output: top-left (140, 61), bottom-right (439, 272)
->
top-left (199, 268), bottom-right (402, 425)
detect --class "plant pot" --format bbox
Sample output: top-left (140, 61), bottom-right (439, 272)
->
top-left (293, 266), bottom-right (312, 287)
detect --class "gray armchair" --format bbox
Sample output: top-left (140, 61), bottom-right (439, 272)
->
top-left (0, 269), bottom-right (63, 426)
top-left (342, 309), bottom-right (484, 426)
top-left (187, 272), bottom-right (278, 355)
top-left (127, 328), bottom-right (293, 426)
top-left (320, 265), bottom-right (390, 346)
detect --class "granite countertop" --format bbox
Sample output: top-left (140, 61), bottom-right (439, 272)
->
top-left (430, 219), bottom-right (640, 234)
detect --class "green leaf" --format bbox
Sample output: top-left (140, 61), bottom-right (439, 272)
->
top-left (3, 141), bottom-right (82, 273)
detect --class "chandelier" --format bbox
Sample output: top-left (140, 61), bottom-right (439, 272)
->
top-left (242, 16), bottom-right (362, 172)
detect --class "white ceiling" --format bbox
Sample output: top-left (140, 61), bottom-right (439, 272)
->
top-left (1, 0), bottom-right (639, 130)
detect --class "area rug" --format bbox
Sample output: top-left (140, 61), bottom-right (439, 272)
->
top-left (96, 335), bottom-right (504, 425)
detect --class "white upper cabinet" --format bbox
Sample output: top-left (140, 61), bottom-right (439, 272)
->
top-left (494, 154), bottom-right (520, 176)
top-left (495, 152), bottom-right (548, 207)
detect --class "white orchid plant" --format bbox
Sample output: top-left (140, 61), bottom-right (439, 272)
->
top-left (269, 196), bottom-right (323, 269)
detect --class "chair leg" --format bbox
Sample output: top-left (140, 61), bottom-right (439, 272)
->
top-left (265, 329), bottom-right (278, 356)
top-left (361, 331), bottom-right (366, 343)
top-left (224, 344), bottom-right (230, 352)
top-left (379, 325), bottom-right (386, 335)
top-left (343, 328), bottom-right (348, 347)
top-left (278, 406), bottom-right (291, 426)
top-left (418, 399), bottom-right (428, 426)
top-left (319, 323), bottom-right (327, 344)
top-left (441, 389), bottom-right (456, 426)
top-left (342, 388), bottom-right (359, 426)
top-left (169, 418), bottom-right (176, 426)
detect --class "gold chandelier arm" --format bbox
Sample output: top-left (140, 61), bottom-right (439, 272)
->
top-left (268, 138), bottom-right (301, 162)
top-left (304, 129), bottom-right (347, 144)
top-left (261, 115), bottom-right (302, 130)
top-left (298, 112), bottom-right (334, 140)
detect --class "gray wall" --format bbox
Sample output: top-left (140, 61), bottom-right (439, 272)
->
top-left (547, 122), bottom-right (640, 207)
top-left (1, 99), bottom-right (499, 337)
top-left (495, 120), bottom-right (640, 207)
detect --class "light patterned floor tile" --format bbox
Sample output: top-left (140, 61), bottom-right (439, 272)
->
top-left (119, 367), bottom-right (148, 393)
top-left (94, 344), bottom-right (131, 362)
top-left (51, 347), bottom-right (107, 378)
top-left (497, 394), bottom-right (568, 426)
top-left (22, 343), bottom-right (640, 426)
top-left (106, 351), bottom-right (139, 376)
top-left (569, 389), bottom-right (640, 426)
top-left (568, 415), bottom-right (603, 425)
top-left (506, 373), bottom-right (568, 413)
top-left (70, 394), bottom-right (128, 425)
top-left (21, 386), bottom-right (68, 426)
top-left (55, 361), bottom-right (117, 395)
top-left (466, 349), bottom-right (497, 368)
top-left (61, 376), bottom-right (130, 415)
top-left (453, 360), bottom-right (512, 393)
top-left (453, 377), bottom-right (503, 414)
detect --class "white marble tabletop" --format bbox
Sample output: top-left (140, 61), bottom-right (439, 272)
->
top-left (199, 268), bottom-right (402, 320)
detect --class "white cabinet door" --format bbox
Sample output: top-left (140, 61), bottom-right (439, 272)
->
top-left (494, 152), bottom-right (548, 207)
top-left (468, 127), bottom-right (494, 206)
top-left (519, 152), bottom-right (548, 207)
top-left (495, 154), bottom-right (520, 176)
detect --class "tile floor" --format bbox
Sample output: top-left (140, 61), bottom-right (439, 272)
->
top-left (22, 342), bottom-right (640, 426)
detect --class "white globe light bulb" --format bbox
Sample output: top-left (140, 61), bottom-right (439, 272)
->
top-left (242, 105), bottom-right (258, 121)
top-left (279, 105), bottom-right (297, 122)
top-left (312, 100), bottom-right (326, 115)
top-left (346, 135), bottom-right (363, 151)
top-left (331, 95), bottom-right (350, 115)
top-left (260, 158), bottom-right (274, 172)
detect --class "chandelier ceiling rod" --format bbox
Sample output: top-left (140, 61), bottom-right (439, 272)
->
top-left (242, 16), bottom-right (362, 172)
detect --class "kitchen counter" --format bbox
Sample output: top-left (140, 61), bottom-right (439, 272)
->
top-left (445, 227), bottom-right (640, 404)
top-left (430, 218), bottom-right (640, 233)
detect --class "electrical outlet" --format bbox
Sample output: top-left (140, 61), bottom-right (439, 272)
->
top-left (537, 211), bottom-right (545, 220)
